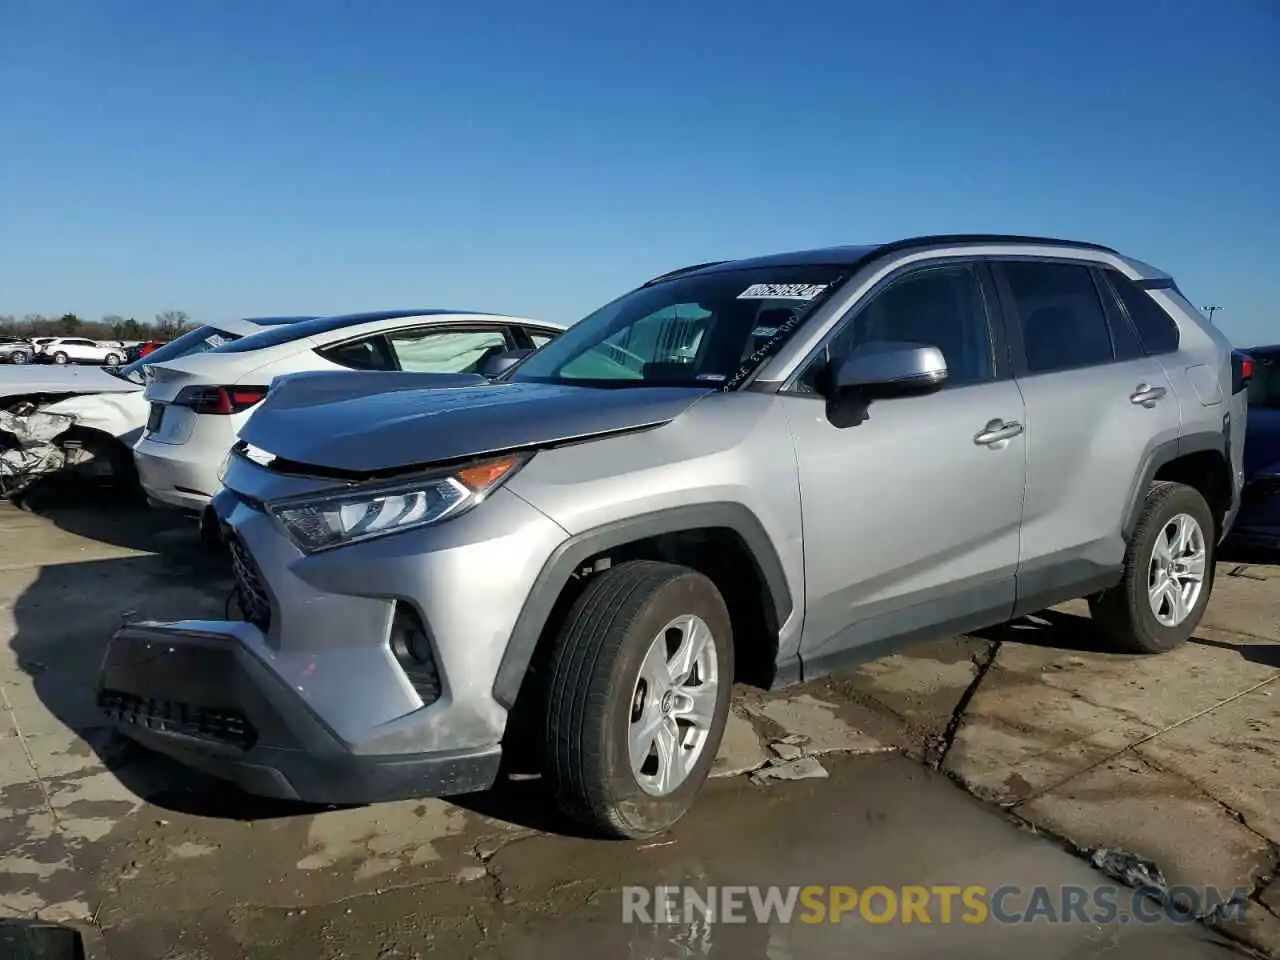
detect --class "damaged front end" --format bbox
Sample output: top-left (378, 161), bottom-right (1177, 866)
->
top-left (0, 401), bottom-right (79, 499)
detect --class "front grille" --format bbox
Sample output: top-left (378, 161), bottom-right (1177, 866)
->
top-left (99, 689), bottom-right (258, 750)
top-left (226, 532), bottom-right (271, 631)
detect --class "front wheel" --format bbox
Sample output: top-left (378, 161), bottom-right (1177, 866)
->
top-left (543, 560), bottom-right (734, 839)
top-left (10, 351), bottom-right (27, 364)
top-left (52, 352), bottom-right (69, 364)
top-left (1089, 481), bottom-right (1215, 653)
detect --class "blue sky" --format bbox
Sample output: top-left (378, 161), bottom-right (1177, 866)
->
top-left (1, 0), bottom-right (1276, 345)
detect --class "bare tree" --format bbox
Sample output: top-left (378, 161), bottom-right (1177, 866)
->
top-left (21, 314), bottom-right (48, 336)
top-left (153, 310), bottom-right (191, 340)
top-left (102, 314), bottom-right (126, 339)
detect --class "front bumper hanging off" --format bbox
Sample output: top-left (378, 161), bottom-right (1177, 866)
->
top-left (96, 621), bottom-right (502, 804)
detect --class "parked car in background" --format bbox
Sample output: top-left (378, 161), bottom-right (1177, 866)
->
top-left (1230, 344), bottom-right (1280, 549)
top-left (124, 341), bottom-right (165, 363)
top-left (101, 235), bottom-right (1245, 839)
top-left (34, 337), bottom-right (123, 366)
top-left (134, 309), bottom-right (564, 523)
top-left (0, 318), bottom-right (314, 493)
top-left (0, 337), bottom-right (34, 365)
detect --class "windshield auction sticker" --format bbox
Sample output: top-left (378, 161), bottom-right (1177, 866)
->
top-left (737, 283), bottom-right (829, 301)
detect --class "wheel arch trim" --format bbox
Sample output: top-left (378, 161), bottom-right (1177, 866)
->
top-left (492, 502), bottom-right (794, 709)
top-left (1122, 431), bottom-right (1230, 541)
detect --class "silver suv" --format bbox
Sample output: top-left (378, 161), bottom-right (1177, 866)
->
top-left (98, 235), bottom-right (1249, 839)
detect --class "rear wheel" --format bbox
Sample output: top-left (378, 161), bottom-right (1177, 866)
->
top-left (10, 351), bottom-right (27, 364)
top-left (52, 352), bottom-right (69, 365)
top-left (1090, 481), bottom-right (1214, 653)
top-left (543, 560), bottom-right (734, 839)
top-left (104, 353), bottom-right (121, 366)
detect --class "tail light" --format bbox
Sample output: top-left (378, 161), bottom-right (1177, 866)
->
top-left (1231, 351), bottom-right (1254, 394)
top-left (172, 385), bottom-right (269, 415)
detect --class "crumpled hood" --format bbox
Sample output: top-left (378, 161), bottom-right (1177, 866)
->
top-left (238, 370), bottom-right (711, 474)
top-left (0, 365), bottom-right (140, 399)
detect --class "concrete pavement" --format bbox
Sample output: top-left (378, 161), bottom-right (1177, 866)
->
top-left (1, 501), bottom-right (1278, 957)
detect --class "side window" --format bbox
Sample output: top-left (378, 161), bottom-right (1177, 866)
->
top-left (1000, 261), bottom-right (1114, 374)
top-left (1093, 270), bottom-right (1144, 362)
top-left (388, 327), bottom-right (511, 374)
top-left (528, 330), bottom-right (556, 348)
top-left (319, 335), bottom-right (395, 371)
top-left (796, 263), bottom-right (995, 392)
top-left (1106, 270), bottom-right (1181, 355)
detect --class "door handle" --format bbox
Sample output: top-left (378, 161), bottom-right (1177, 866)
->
top-left (974, 419), bottom-right (1024, 446)
top-left (1130, 383), bottom-right (1167, 406)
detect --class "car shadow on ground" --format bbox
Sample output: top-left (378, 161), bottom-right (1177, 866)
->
top-left (7, 499), bottom-right (601, 835)
top-left (974, 607), bottom-right (1119, 653)
top-left (1188, 635), bottom-right (1280, 668)
top-left (5, 499), bottom-right (318, 823)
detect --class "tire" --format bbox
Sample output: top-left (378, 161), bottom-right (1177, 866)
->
top-left (1089, 481), bottom-right (1215, 653)
top-left (10, 351), bottom-right (26, 364)
top-left (105, 353), bottom-right (121, 366)
top-left (52, 352), bottom-right (69, 365)
top-left (544, 559), bottom-right (734, 839)
top-left (200, 507), bottom-right (226, 550)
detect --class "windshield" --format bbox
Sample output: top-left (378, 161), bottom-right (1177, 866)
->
top-left (508, 265), bottom-right (847, 388)
top-left (1247, 351), bottom-right (1280, 409)
top-left (116, 325), bottom-right (242, 383)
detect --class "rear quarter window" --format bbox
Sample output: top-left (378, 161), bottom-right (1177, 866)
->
top-left (1105, 271), bottom-right (1180, 355)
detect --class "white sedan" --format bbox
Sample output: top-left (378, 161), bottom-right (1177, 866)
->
top-left (133, 308), bottom-right (562, 520)
top-left (1, 317), bottom-right (314, 488)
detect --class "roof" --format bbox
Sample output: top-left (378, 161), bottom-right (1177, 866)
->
top-left (651, 234), bottom-right (1125, 283)
top-left (211, 308), bottom-right (557, 355)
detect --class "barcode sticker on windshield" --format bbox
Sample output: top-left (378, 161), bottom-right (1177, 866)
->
top-left (738, 283), bottom-right (828, 301)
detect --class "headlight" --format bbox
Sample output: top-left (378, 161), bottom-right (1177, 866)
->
top-left (267, 452), bottom-right (530, 553)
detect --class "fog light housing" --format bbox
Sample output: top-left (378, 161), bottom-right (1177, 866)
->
top-left (389, 602), bottom-right (441, 705)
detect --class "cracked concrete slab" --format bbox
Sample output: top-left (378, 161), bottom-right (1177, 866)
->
top-left (2, 502), bottom-right (1279, 957)
top-left (709, 704), bottom-right (768, 778)
top-left (743, 692), bottom-right (892, 756)
top-left (1017, 753), bottom-right (1274, 894)
top-left (1134, 684), bottom-right (1280, 843)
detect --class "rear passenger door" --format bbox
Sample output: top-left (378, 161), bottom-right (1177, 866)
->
top-left (991, 258), bottom-right (1182, 613)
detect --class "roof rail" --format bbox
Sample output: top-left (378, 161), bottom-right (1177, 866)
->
top-left (642, 260), bottom-right (731, 286)
top-left (878, 234), bottom-right (1120, 256)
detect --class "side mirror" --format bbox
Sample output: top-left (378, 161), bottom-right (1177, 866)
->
top-left (831, 341), bottom-right (948, 399)
top-left (480, 348), bottom-right (534, 378)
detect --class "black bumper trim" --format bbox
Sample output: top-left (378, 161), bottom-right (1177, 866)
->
top-left (119, 726), bottom-right (502, 803)
top-left (98, 623), bottom-right (502, 804)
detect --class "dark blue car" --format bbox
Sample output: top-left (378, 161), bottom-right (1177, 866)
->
top-left (1233, 344), bottom-right (1280, 549)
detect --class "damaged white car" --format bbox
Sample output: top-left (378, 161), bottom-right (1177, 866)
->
top-left (0, 317), bottom-right (313, 498)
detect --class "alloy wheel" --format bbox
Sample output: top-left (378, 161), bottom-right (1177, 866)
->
top-left (1147, 512), bottom-right (1207, 627)
top-left (628, 614), bottom-right (720, 797)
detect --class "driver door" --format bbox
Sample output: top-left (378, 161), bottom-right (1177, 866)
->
top-left (781, 260), bottom-right (1028, 673)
